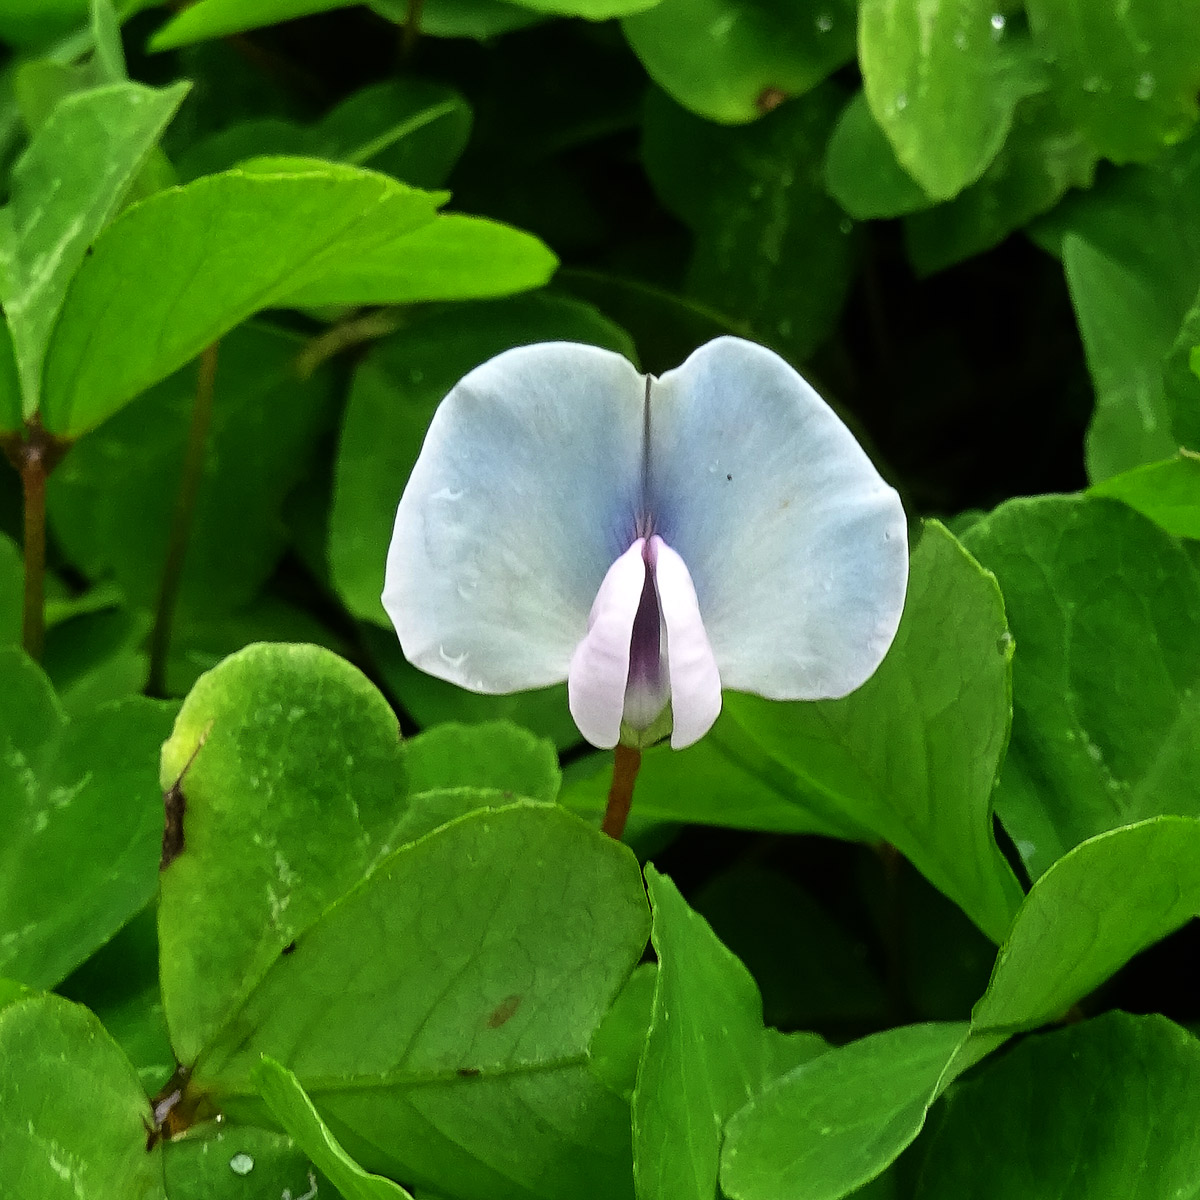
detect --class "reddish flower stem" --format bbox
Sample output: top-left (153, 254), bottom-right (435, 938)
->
top-left (600, 743), bottom-right (642, 841)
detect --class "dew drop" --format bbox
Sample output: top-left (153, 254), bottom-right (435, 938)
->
top-left (229, 1153), bottom-right (255, 1176)
top-left (838, 217), bottom-right (853, 235)
top-left (1083, 74), bottom-right (1102, 93)
top-left (1135, 71), bottom-right (1155, 100)
top-left (989, 12), bottom-right (1005, 33)
top-left (954, 29), bottom-right (968, 49)
top-left (815, 11), bottom-right (833, 32)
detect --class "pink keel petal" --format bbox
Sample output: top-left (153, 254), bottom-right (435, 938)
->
top-left (651, 537), bottom-right (722, 748)
top-left (568, 539), bottom-right (646, 749)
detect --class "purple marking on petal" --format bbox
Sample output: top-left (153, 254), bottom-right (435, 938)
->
top-left (622, 539), bottom-right (671, 732)
top-left (568, 539), bottom-right (646, 749)
top-left (652, 536), bottom-right (722, 748)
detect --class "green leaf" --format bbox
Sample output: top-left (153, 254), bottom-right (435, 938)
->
top-left (720, 1022), bottom-right (1002, 1200)
top-left (1062, 234), bottom-right (1181, 479)
top-left (1, 81), bottom-right (188, 415)
top-left (163, 1124), bottom-right (332, 1200)
top-left (623, 0), bottom-right (855, 124)
top-left (90, 0), bottom-right (127, 83)
top-left (0, 531), bottom-right (21, 646)
top-left (904, 93), bottom-right (1098, 274)
top-left (157, 642), bottom-right (408, 1065)
top-left (0, 978), bottom-right (31, 1009)
top-left (329, 293), bottom-right (634, 627)
top-left (920, 1013), bottom-right (1200, 1198)
top-left (642, 85), bottom-right (857, 360)
top-left (154, 0), bottom-right (544, 43)
top-left (1090, 451), bottom-right (1200, 540)
top-left (59, 906), bottom-right (176, 1095)
top-left (317, 78), bottom-right (472, 185)
top-left (724, 522), bottom-right (1024, 943)
top-left (858, 2), bottom-right (1046, 200)
top-left (402, 720), bottom-right (561, 804)
top-left (590, 962), bottom-right (657, 1100)
top-left (179, 79), bottom-right (472, 190)
top-left (48, 322), bottom-right (338, 621)
top-left (282, 214), bottom-right (558, 307)
top-left (194, 804), bottom-right (649, 1200)
top-left (150, 0), bottom-right (373, 48)
top-left (560, 710), bottom-right (871, 840)
top-left (1026, 0), bottom-right (1200, 163)
top-left (972, 817), bottom-right (1200, 1033)
top-left (0, 992), bottom-right (164, 1200)
top-left (1033, 135), bottom-right (1200, 479)
top-left (962, 495), bottom-right (1200, 878)
top-left (256, 1057), bottom-right (413, 1199)
top-left (824, 91), bottom-right (932, 221)
top-left (1166, 297), bottom-right (1200, 454)
top-left (0, 317), bottom-right (21, 431)
top-left (153, 0), bottom-right (654, 47)
top-left (373, 0), bottom-right (545, 38)
top-left (634, 868), bottom-right (823, 1200)
top-left (497, 0), bottom-right (661, 18)
top-left (1, 0), bottom-right (146, 48)
top-left (40, 161), bottom-right (443, 436)
top-left (41, 602), bottom-right (150, 716)
top-left (0, 647), bottom-right (175, 989)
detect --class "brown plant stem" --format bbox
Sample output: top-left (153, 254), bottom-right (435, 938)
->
top-left (600, 744), bottom-right (642, 841)
top-left (146, 342), bottom-right (219, 698)
top-left (2, 421), bottom-right (69, 663)
top-left (294, 307), bottom-right (406, 379)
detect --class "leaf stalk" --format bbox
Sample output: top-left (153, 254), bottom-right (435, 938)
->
top-left (146, 341), bottom-right (220, 697)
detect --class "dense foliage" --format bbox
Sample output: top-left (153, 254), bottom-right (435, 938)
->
top-left (1, 0), bottom-right (1199, 1197)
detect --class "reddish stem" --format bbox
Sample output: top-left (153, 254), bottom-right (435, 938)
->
top-left (2, 421), bottom-right (69, 662)
top-left (600, 744), bottom-right (642, 841)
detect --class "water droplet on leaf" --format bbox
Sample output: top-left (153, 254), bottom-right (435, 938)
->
top-left (229, 1153), bottom-right (255, 1176)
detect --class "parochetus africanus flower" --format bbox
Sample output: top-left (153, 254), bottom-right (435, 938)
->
top-left (384, 336), bottom-right (909, 751)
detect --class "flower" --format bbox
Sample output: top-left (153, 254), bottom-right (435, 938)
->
top-left (383, 336), bottom-right (908, 750)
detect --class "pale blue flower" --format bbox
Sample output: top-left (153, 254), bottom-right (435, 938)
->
top-left (384, 336), bottom-right (908, 750)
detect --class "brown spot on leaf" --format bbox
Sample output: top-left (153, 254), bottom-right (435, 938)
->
top-left (756, 86), bottom-right (788, 113)
top-left (160, 783), bottom-right (186, 871)
top-left (159, 723), bottom-right (212, 871)
top-left (487, 994), bottom-right (522, 1028)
